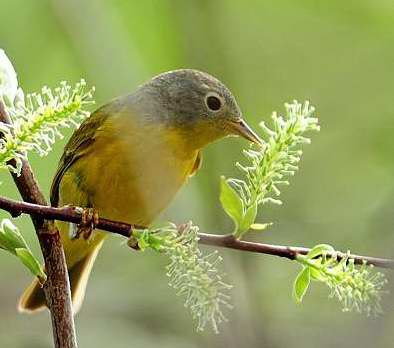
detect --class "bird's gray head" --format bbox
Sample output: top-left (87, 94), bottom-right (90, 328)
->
top-left (134, 69), bottom-right (261, 149)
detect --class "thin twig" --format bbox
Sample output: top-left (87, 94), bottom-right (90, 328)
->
top-left (0, 195), bottom-right (392, 270)
top-left (0, 102), bottom-right (77, 348)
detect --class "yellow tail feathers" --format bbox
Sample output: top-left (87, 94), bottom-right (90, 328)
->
top-left (18, 240), bottom-right (104, 314)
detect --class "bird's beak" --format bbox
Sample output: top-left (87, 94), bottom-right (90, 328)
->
top-left (226, 119), bottom-right (263, 145)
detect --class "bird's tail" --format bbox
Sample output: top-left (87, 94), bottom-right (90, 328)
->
top-left (18, 239), bottom-right (104, 314)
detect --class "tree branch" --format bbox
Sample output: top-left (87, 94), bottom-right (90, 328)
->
top-left (0, 195), bottom-right (392, 270)
top-left (0, 102), bottom-right (77, 348)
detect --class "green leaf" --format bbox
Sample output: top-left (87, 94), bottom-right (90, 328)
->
top-left (309, 267), bottom-right (326, 282)
top-left (0, 219), bottom-right (28, 254)
top-left (293, 267), bottom-right (311, 304)
top-left (15, 248), bottom-right (46, 281)
top-left (250, 222), bottom-right (273, 231)
top-left (147, 235), bottom-right (163, 252)
top-left (238, 203), bottom-right (258, 236)
top-left (0, 228), bottom-right (14, 253)
top-left (137, 231), bottom-right (149, 251)
top-left (306, 244), bottom-right (335, 259)
top-left (220, 176), bottom-right (244, 231)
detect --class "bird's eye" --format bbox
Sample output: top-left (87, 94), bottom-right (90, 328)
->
top-left (205, 93), bottom-right (222, 112)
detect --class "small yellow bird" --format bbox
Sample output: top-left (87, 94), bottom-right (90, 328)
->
top-left (18, 69), bottom-right (261, 313)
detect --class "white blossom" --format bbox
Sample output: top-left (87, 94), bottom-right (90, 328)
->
top-left (0, 49), bottom-right (18, 104)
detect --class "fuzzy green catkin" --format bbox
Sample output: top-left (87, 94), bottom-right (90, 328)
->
top-left (132, 222), bottom-right (232, 333)
top-left (236, 100), bottom-right (319, 209)
top-left (0, 80), bottom-right (94, 174)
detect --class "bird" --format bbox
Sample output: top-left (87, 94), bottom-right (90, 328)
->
top-left (18, 69), bottom-right (262, 313)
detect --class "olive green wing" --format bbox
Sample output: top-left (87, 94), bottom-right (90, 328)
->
top-left (50, 107), bottom-right (109, 207)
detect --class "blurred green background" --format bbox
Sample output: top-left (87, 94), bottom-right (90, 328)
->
top-left (1, 0), bottom-right (394, 347)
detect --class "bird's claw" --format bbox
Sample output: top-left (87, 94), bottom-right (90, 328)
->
top-left (73, 208), bottom-right (99, 240)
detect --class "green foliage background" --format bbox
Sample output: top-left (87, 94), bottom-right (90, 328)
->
top-left (0, 0), bottom-right (393, 347)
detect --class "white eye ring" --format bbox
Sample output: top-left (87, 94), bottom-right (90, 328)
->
top-left (205, 92), bottom-right (223, 112)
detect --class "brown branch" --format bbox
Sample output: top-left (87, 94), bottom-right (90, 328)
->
top-left (0, 195), bottom-right (393, 270)
top-left (0, 102), bottom-right (77, 348)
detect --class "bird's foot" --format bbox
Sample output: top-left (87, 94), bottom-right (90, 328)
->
top-left (73, 208), bottom-right (99, 240)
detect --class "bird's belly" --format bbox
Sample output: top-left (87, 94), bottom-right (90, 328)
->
top-left (61, 139), bottom-right (197, 226)
top-left (92, 163), bottom-right (187, 226)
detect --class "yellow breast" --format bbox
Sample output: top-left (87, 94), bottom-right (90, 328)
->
top-left (59, 116), bottom-right (199, 226)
